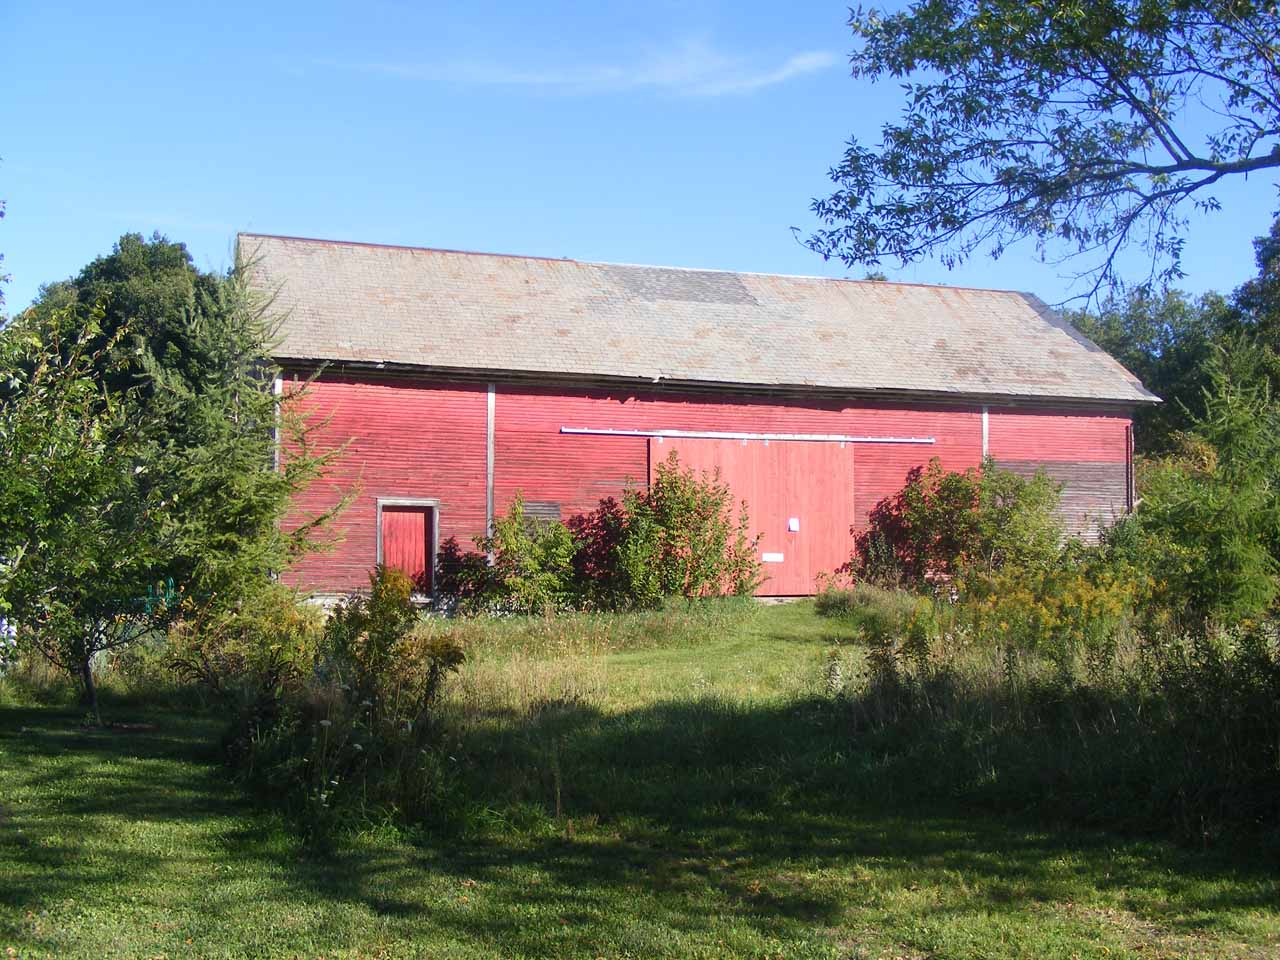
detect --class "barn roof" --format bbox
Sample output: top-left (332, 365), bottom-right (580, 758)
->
top-left (241, 233), bottom-right (1157, 405)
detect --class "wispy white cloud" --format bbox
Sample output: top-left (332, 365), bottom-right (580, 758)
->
top-left (319, 39), bottom-right (838, 97)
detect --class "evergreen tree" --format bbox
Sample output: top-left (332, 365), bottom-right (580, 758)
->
top-left (140, 262), bottom-right (337, 605)
top-left (1112, 345), bottom-right (1280, 632)
top-left (2, 236), bottom-right (337, 718)
top-left (1071, 289), bottom-right (1232, 453)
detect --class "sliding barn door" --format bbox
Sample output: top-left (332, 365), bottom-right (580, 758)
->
top-left (650, 438), bottom-right (856, 596)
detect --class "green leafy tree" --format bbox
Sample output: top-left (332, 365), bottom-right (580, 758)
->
top-left (24, 232), bottom-right (223, 394)
top-left (1071, 288), bottom-right (1233, 452)
top-left (19, 234), bottom-right (338, 608)
top-left (1109, 345), bottom-right (1280, 631)
top-left (0, 309), bottom-right (175, 721)
top-left (808, 0), bottom-right (1280, 295)
top-left (3, 236), bottom-right (338, 718)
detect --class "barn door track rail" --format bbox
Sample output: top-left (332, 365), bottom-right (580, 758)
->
top-left (560, 427), bottom-right (935, 444)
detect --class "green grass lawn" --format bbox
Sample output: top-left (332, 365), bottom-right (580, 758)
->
top-left (3, 601), bottom-right (1278, 959)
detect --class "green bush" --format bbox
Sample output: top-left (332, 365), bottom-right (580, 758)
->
top-left (565, 452), bottom-right (761, 609)
top-left (322, 566), bottom-right (421, 695)
top-left (1104, 355), bottom-right (1280, 635)
top-left (472, 496), bottom-right (580, 615)
top-left (437, 454), bottom-right (763, 614)
top-left (2, 245), bottom-right (339, 724)
top-left (321, 566), bottom-right (465, 725)
top-left (976, 462), bottom-right (1064, 570)
top-left (622, 452), bottom-right (762, 601)
top-left (168, 583), bottom-right (324, 704)
top-left (849, 457), bottom-right (1063, 587)
top-left (206, 568), bottom-right (467, 846)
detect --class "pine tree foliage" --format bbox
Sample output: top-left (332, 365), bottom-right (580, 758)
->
top-left (1, 234), bottom-right (339, 719)
top-left (137, 259), bottom-right (339, 606)
top-left (1112, 346), bottom-right (1280, 630)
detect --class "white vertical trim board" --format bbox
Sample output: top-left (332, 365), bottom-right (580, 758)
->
top-left (272, 377), bottom-right (283, 471)
top-left (981, 405), bottom-right (989, 458)
top-left (486, 383), bottom-right (496, 556)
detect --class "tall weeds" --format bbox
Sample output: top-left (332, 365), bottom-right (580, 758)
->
top-left (820, 585), bottom-right (1280, 848)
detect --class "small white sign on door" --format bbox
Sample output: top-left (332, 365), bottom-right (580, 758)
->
top-left (761, 552), bottom-right (785, 563)
top-left (788, 517), bottom-right (800, 532)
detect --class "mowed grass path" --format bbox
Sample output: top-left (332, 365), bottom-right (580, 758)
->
top-left (2, 603), bottom-right (1278, 959)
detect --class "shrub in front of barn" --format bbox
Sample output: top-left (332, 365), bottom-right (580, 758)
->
top-left (438, 452), bottom-right (762, 614)
top-left (842, 456), bottom-right (1064, 590)
top-left (434, 499), bottom-right (582, 616)
top-left (618, 451), bottom-right (762, 602)
top-left (476, 495), bottom-right (582, 615)
top-left (815, 403), bottom-right (1280, 849)
top-left (173, 568), bottom-right (468, 847)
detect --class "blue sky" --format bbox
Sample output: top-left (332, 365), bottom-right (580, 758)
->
top-left (4, 0), bottom-right (1277, 312)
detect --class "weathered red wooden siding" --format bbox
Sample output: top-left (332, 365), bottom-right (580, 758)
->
top-left (986, 407), bottom-right (1132, 538)
top-left (281, 374), bottom-right (1133, 595)
top-left (494, 384), bottom-right (983, 531)
top-left (986, 408), bottom-right (1130, 462)
top-left (280, 374), bottom-right (487, 593)
top-left (493, 387), bottom-right (648, 519)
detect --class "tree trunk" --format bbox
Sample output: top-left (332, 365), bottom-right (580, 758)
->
top-left (80, 656), bottom-right (101, 726)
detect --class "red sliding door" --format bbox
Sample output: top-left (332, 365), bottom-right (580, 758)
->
top-left (649, 438), bottom-right (856, 596)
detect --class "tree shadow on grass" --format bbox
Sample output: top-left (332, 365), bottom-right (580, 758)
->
top-left (2, 697), bottom-right (1278, 958)
top-left (440, 694), bottom-right (1280, 924)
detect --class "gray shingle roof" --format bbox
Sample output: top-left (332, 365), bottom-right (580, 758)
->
top-left (241, 233), bottom-right (1157, 405)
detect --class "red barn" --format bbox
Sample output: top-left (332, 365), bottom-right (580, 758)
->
top-left (244, 233), bottom-right (1157, 598)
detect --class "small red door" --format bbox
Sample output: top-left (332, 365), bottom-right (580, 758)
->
top-left (380, 505), bottom-right (434, 592)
